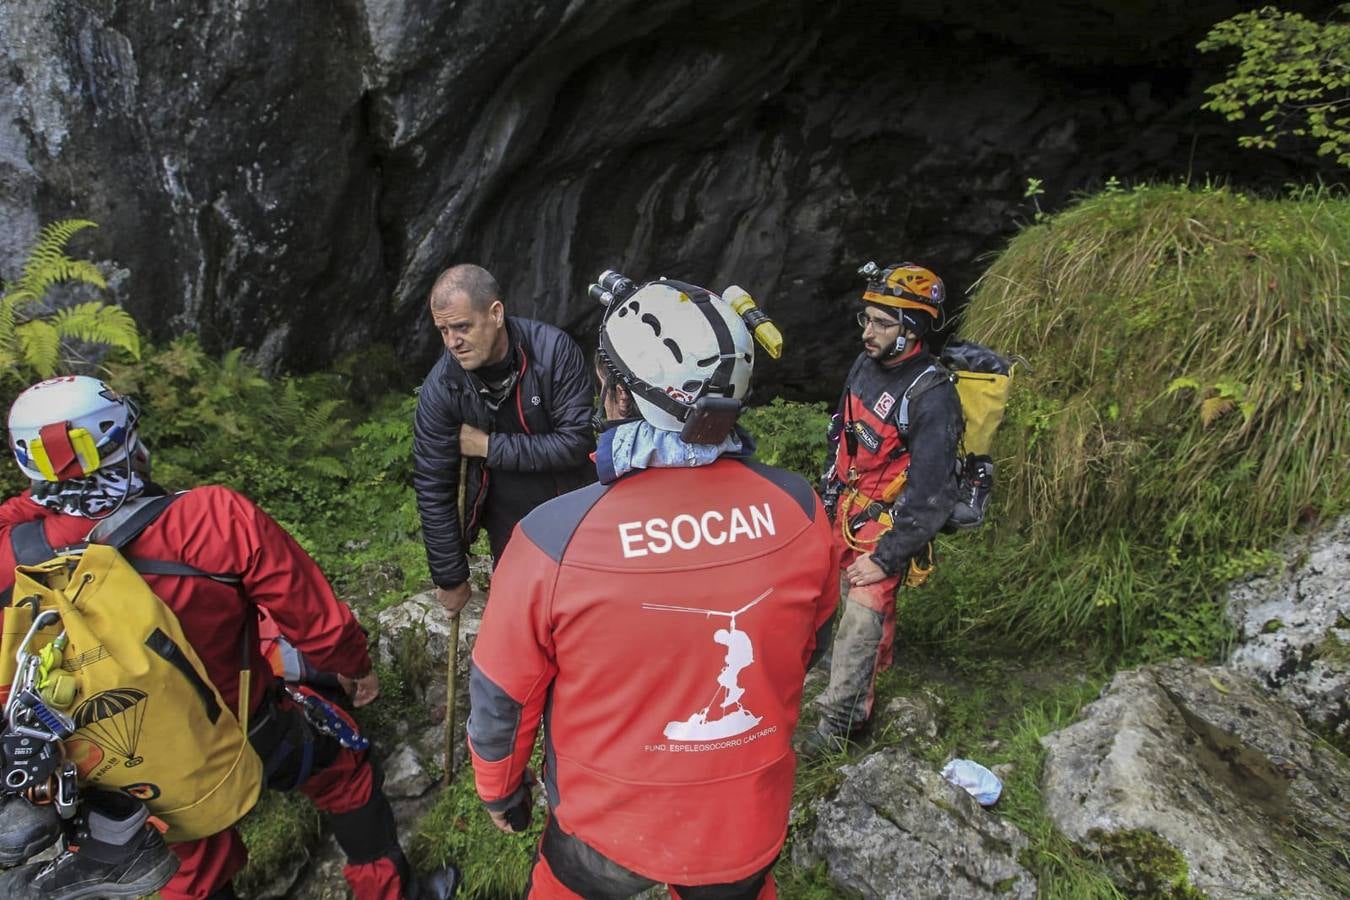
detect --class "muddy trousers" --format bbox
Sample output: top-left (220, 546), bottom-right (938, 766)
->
top-left (161, 686), bottom-right (409, 900)
top-left (812, 523), bottom-right (904, 736)
top-left (526, 815), bottom-right (777, 899)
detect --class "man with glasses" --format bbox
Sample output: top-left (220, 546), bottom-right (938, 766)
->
top-left (802, 262), bottom-right (963, 756)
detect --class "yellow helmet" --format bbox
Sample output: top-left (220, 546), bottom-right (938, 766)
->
top-left (859, 262), bottom-right (946, 335)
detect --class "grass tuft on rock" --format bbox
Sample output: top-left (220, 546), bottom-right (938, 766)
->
top-left (905, 183), bottom-right (1350, 657)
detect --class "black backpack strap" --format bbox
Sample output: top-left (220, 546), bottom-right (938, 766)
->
top-left (89, 494), bottom-right (241, 584)
top-left (11, 520), bottom-right (57, 566)
top-left (87, 495), bottom-right (178, 548)
top-left (2, 520), bottom-right (61, 605)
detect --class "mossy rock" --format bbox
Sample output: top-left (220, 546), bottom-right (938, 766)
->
top-left (1089, 828), bottom-right (1208, 899)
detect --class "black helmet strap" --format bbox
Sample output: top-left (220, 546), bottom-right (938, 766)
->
top-left (598, 280), bottom-right (739, 425)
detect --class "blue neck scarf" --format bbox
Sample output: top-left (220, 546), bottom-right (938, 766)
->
top-left (596, 420), bottom-right (747, 484)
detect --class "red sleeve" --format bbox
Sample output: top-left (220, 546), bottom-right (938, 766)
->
top-left (170, 487), bottom-right (372, 678)
top-left (806, 495), bottom-right (842, 667)
top-left (466, 532), bottom-right (557, 806)
top-left (0, 491), bottom-right (43, 530)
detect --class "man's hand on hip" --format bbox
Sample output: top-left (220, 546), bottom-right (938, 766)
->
top-left (845, 554), bottom-right (888, 587)
top-left (436, 583), bottom-right (472, 615)
top-left (459, 424), bottom-right (490, 458)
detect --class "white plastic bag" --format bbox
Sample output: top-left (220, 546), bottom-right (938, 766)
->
top-left (941, 758), bottom-right (1002, 806)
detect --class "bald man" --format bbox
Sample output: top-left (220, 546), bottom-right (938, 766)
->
top-left (413, 264), bottom-right (595, 614)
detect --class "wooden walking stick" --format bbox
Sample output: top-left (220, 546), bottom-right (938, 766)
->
top-left (444, 456), bottom-right (467, 784)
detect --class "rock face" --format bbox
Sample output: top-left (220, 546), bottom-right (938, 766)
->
top-left (0, 1), bottom-right (1326, 396)
top-left (1227, 516), bottom-right (1350, 740)
top-left (1041, 660), bottom-right (1350, 899)
top-left (795, 748), bottom-right (1036, 899)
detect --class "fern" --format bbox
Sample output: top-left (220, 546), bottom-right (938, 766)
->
top-left (16, 320), bottom-right (60, 377)
top-left (51, 302), bottom-right (140, 356)
top-left (0, 218), bottom-right (140, 384)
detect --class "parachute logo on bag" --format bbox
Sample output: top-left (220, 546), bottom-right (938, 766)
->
top-left (75, 688), bottom-right (149, 768)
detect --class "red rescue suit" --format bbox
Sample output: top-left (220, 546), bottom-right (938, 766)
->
top-left (468, 457), bottom-right (839, 893)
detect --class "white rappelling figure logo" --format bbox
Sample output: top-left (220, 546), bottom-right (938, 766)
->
top-left (642, 588), bottom-right (771, 742)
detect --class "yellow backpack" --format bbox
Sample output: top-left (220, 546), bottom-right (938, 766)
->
top-left (1, 495), bottom-right (263, 842)
top-left (891, 340), bottom-right (1018, 531)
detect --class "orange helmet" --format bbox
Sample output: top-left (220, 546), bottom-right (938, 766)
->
top-left (859, 262), bottom-right (946, 336)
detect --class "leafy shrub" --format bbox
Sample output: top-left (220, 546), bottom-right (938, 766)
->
top-left (1200, 4), bottom-right (1350, 167)
top-left (106, 338), bottom-right (430, 606)
top-left (741, 398), bottom-right (831, 482)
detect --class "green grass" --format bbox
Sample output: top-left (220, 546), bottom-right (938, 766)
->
top-left (907, 183), bottom-right (1350, 658)
top-left (409, 758), bottom-right (543, 900)
top-left (236, 791), bottom-right (323, 896)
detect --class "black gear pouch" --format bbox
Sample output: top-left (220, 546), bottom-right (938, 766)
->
top-left (679, 397), bottom-right (741, 445)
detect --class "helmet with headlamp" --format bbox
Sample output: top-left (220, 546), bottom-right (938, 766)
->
top-left (590, 271), bottom-right (756, 444)
top-left (7, 375), bottom-right (142, 482)
top-left (857, 261), bottom-right (947, 358)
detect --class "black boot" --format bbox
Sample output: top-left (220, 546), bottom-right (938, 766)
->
top-left (10, 790), bottom-right (179, 899)
top-left (0, 794), bottom-right (61, 865)
top-left (410, 864), bottom-right (460, 900)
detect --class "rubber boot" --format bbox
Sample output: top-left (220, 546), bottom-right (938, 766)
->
top-left (411, 864), bottom-right (460, 899)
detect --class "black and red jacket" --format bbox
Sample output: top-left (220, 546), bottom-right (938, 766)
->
top-left (467, 456), bottom-right (839, 885)
top-left (829, 347), bottom-right (963, 573)
top-left (412, 316), bottom-right (595, 587)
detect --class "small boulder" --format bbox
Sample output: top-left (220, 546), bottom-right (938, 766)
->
top-left (794, 748), bottom-right (1035, 899)
top-left (383, 744), bottom-right (436, 800)
top-left (375, 590), bottom-right (484, 677)
top-left (1041, 660), bottom-right (1350, 898)
top-left (1226, 515), bottom-right (1350, 739)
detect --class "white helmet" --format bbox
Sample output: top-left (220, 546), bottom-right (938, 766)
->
top-left (598, 279), bottom-right (754, 436)
top-left (7, 376), bottom-right (142, 482)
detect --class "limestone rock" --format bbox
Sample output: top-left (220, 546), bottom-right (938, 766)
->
top-left (375, 590), bottom-right (483, 686)
top-left (383, 743), bottom-right (436, 800)
top-left (1227, 515), bottom-right (1350, 739)
top-left (795, 748), bottom-right (1035, 899)
top-left (1041, 660), bottom-right (1350, 898)
top-left (878, 690), bottom-right (941, 745)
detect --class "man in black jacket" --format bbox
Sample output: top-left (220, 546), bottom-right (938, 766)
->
top-left (413, 264), bottom-right (595, 614)
top-left (803, 262), bottom-right (963, 755)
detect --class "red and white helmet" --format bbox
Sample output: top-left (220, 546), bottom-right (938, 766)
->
top-left (7, 376), bottom-right (142, 482)
top-left (598, 279), bottom-right (754, 433)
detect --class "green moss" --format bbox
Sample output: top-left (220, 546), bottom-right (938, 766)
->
top-left (1091, 829), bottom-right (1208, 899)
top-left (236, 791), bottom-right (323, 896)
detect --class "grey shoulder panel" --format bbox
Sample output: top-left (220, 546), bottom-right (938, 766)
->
top-left (738, 460), bottom-right (817, 520)
top-left (517, 480), bottom-right (611, 563)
